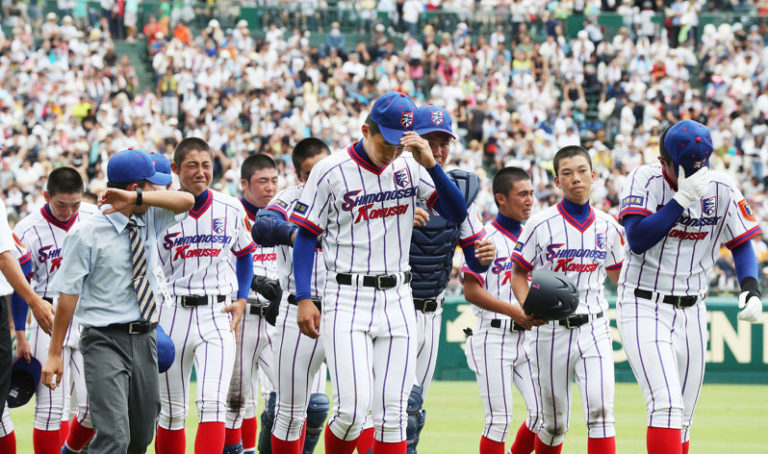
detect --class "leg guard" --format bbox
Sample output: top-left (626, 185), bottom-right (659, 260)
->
top-left (406, 385), bottom-right (426, 454)
top-left (257, 392), bottom-right (276, 454)
top-left (223, 441), bottom-right (244, 454)
top-left (303, 393), bottom-right (330, 454)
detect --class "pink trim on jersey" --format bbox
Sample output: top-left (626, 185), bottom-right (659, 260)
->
top-left (606, 261), bottom-right (623, 271)
top-left (265, 204), bottom-right (288, 219)
top-left (460, 266), bottom-right (485, 286)
top-left (618, 207), bottom-right (652, 219)
top-left (426, 190), bottom-right (439, 210)
top-left (460, 229), bottom-right (486, 247)
top-left (289, 214), bottom-right (323, 235)
top-left (189, 190), bottom-right (213, 219)
top-left (41, 205), bottom-right (79, 231)
top-left (510, 253), bottom-right (533, 271)
top-left (347, 144), bottom-right (385, 175)
top-left (491, 219), bottom-right (519, 242)
top-left (556, 201), bottom-right (595, 232)
top-left (233, 242), bottom-right (257, 257)
top-left (725, 225), bottom-right (763, 249)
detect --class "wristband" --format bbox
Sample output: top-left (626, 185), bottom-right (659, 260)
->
top-left (135, 187), bottom-right (143, 206)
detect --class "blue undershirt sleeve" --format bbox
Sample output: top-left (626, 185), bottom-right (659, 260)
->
top-left (236, 253), bottom-right (253, 300)
top-left (294, 227), bottom-right (318, 301)
top-left (623, 199), bottom-right (685, 254)
top-left (427, 164), bottom-right (467, 224)
top-left (732, 240), bottom-right (758, 282)
top-left (462, 243), bottom-right (490, 273)
top-left (11, 258), bottom-right (33, 331)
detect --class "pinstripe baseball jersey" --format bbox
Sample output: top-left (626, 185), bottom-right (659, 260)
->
top-left (241, 198), bottom-right (279, 304)
top-left (617, 165), bottom-right (762, 295)
top-left (266, 185), bottom-right (327, 297)
top-left (461, 218), bottom-right (521, 325)
top-left (157, 189), bottom-right (256, 296)
top-left (289, 145), bottom-right (438, 274)
top-left (12, 202), bottom-right (99, 297)
top-left (511, 201), bottom-right (625, 314)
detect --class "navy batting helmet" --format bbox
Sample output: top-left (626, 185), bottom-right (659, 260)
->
top-left (7, 357), bottom-right (42, 408)
top-left (157, 325), bottom-right (175, 374)
top-left (523, 270), bottom-right (579, 321)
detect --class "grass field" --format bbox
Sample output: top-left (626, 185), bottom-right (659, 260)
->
top-left (9, 381), bottom-right (768, 453)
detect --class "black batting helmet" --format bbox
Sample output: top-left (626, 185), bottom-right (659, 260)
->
top-left (523, 270), bottom-right (579, 321)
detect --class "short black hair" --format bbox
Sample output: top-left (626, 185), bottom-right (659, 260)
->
top-left (364, 115), bottom-right (382, 137)
top-left (241, 153), bottom-right (277, 181)
top-left (46, 167), bottom-right (84, 196)
top-left (293, 137), bottom-right (330, 170)
top-left (492, 167), bottom-right (531, 207)
top-left (658, 126), bottom-right (672, 163)
top-left (553, 145), bottom-right (592, 175)
top-left (174, 137), bottom-right (212, 169)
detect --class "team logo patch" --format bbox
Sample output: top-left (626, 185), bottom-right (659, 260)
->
top-left (213, 218), bottom-right (224, 234)
top-left (401, 111), bottom-right (414, 128)
top-left (394, 168), bottom-right (411, 188)
top-left (514, 242), bottom-right (524, 252)
top-left (701, 196), bottom-right (717, 216)
top-left (294, 202), bottom-right (309, 215)
top-left (275, 200), bottom-right (289, 210)
top-left (738, 199), bottom-right (757, 222)
top-left (691, 158), bottom-right (708, 171)
top-left (620, 195), bottom-right (644, 209)
top-left (431, 110), bottom-right (444, 126)
top-left (596, 233), bottom-right (606, 250)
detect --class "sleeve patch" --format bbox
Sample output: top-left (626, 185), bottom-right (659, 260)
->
top-left (514, 242), bottom-right (524, 252)
top-left (275, 199), bottom-right (289, 210)
top-left (738, 199), bottom-right (757, 222)
top-left (294, 202), bottom-right (309, 215)
top-left (621, 195), bottom-right (645, 209)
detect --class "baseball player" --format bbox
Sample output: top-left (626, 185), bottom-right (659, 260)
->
top-left (462, 167), bottom-right (544, 454)
top-left (616, 120), bottom-right (763, 454)
top-left (511, 146), bottom-right (625, 454)
top-left (250, 137), bottom-right (332, 454)
top-left (154, 138), bottom-right (255, 454)
top-left (10, 167), bottom-right (99, 454)
top-left (407, 104), bottom-right (495, 453)
top-left (290, 92), bottom-right (469, 453)
top-left (224, 153), bottom-right (280, 454)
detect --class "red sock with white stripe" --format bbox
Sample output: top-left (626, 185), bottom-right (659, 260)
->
top-left (242, 417), bottom-right (257, 452)
top-left (155, 427), bottom-right (186, 454)
top-left (59, 419), bottom-right (70, 447)
top-left (371, 439), bottom-right (406, 454)
top-left (534, 436), bottom-right (563, 454)
top-left (510, 423), bottom-right (537, 454)
top-left (194, 422), bottom-right (225, 453)
top-left (646, 427), bottom-right (682, 454)
top-left (356, 427), bottom-right (374, 453)
top-left (479, 435), bottom-right (505, 454)
top-left (0, 432), bottom-right (16, 454)
top-left (33, 428), bottom-right (61, 453)
top-left (682, 441), bottom-right (689, 454)
top-left (588, 436), bottom-right (615, 454)
top-left (64, 418), bottom-right (95, 451)
top-left (324, 425), bottom-right (358, 454)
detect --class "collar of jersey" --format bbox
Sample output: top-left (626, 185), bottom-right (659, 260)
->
top-left (557, 200), bottom-right (595, 233)
top-left (492, 214), bottom-right (521, 241)
top-left (348, 141), bottom-right (385, 175)
top-left (41, 204), bottom-right (78, 231)
top-left (661, 166), bottom-right (678, 191)
top-left (189, 189), bottom-right (212, 219)
top-left (240, 196), bottom-right (260, 221)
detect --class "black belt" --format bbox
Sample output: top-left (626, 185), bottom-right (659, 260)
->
top-left (249, 304), bottom-right (267, 316)
top-left (559, 312), bottom-right (603, 329)
top-left (177, 295), bottom-right (226, 308)
top-left (287, 294), bottom-right (322, 311)
top-left (335, 272), bottom-right (411, 290)
top-left (413, 298), bottom-right (441, 313)
top-left (490, 318), bottom-right (525, 332)
top-left (43, 297), bottom-right (54, 304)
top-left (634, 288), bottom-right (698, 308)
top-left (103, 321), bottom-right (157, 334)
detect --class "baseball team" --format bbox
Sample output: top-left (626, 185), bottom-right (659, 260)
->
top-left (0, 90), bottom-right (762, 454)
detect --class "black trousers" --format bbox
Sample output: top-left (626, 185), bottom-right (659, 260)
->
top-left (0, 295), bottom-right (12, 412)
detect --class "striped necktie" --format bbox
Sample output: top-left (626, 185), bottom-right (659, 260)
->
top-left (126, 219), bottom-right (157, 323)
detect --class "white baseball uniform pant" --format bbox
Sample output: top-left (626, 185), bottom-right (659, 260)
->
top-left (616, 287), bottom-right (706, 443)
top-left (413, 304), bottom-right (442, 398)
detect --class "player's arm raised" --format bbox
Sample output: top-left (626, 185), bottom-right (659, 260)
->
top-left (99, 187), bottom-right (195, 214)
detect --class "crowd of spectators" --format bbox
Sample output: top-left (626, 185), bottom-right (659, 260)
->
top-left (2, 0), bottom-right (768, 294)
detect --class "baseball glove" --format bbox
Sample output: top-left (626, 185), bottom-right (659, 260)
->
top-left (251, 275), bottom-right (282, 325)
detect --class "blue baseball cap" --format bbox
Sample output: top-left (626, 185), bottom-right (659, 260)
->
top-left (157, 325), bottom-right (175, 373)
top-left (108, 149), bottom-right (168, 186)
top-left (369, 91), bottom-right (417, 145)
top-left (663, 120), bottom-right (713, 177)
top-left (148, 152), bottom-right (173, 186)
top-left (414, 105), bottom-right (456, 139)
top-left (7, 357), bottom-right (42, 408)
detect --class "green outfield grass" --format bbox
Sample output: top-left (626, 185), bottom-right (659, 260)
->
top-left (9, 381), bottom-right (768, 453)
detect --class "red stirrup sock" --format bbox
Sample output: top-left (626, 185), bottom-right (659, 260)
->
top-left (325, 424), bottom-right (358, 454)
top-left (242, 417), bottom-right (258, 451)
top-left (588, 437), bottom-right (616, 454)
top-left (646, 427), bottom-right (682, 454)
top-left (155, 427), bottom-right (186, 454)
top-left (33, 428), bottom-right (61, 454)
top-left (0, 432), bottom-right (16, 454)
top-left (534, 436), bottom-right (563, 454)
top-left (272, 432), bottom-right (303, 454)
top-left (65, 418), bottom-right (95, 451)
top-left (59, 420), bottom-right (70, 447)
top-left (479, 435), bottom-right (505, 454)
top-left (224, 427), bottom-right (242, 447)
top-left (194, 422), bottom-right (226, 454)
top-left (371, 439), bottom-right (406, 454)
top-left (682, 441), bottom-right (689, 454)
top-left (356, 427), bottom-right (375, 453)
top-left (510, 423), bottom-right (537, 454)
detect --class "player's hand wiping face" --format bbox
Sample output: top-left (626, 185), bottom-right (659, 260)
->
top-left (402, 131), bottom-right (436, 169)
